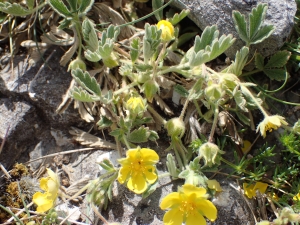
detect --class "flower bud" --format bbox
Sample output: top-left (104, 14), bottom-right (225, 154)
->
top-left (157, 20), bottom-right (175, 42)
top-left (198, 142), bottom-right (223, 167)
top-left (103, 52), bottom-right (119, 68)
top-left (68, 57), bottom-right (86, 71)
top-left (165, 117), bottom-right (185, 138)
top-left (125, 96), bottom-right (147, 116)
top-left (205, 84), bottom-right (223, 102)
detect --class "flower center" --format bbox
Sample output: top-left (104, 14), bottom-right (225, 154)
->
top-left (130, 158), bottom-right (145, 172)
top-left (265, 122), bottom-right (278, 132)
top-left (179, 200), bottom-right (197, 216)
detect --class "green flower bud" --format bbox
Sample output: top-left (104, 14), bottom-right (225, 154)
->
top-left (198, 142), bottom-right (224, 167)
top-left (68, 57), bottom-right (86, 71)
top-left (165, 117), bottom-right (185, 138)
top-left (205, 84), bottom-right (223, 102)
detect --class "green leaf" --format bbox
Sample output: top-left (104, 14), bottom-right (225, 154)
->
top-left (233, 87), bottom-right (248, 112)
top-left (109, 129), bottom-right (123, 140)
top-left (26, 0), bottom-right (35, 10)
top-left (84, 49), bottom-right (101, 62)
top-left (97, 116), bottom-right (113, 129)
top-left (189, 50), bottom-right (210, 67)
top-left (72, 69), bottom-right (101, 96)
top-left (250, 25), bottom-right (275, 45)
top-left (177, 32), bottom-right (198, 48)
top-left (208, 34), bottom-right (235, 61)
top-left (47, 0), bottom-right (72, 18)
top-left (265, 51), bottom-right (291, 68)
top-left (263, 69), bottom-right (286, 81)
top-left (152, 0), bottom-right (163, 21)
top-left (142, 181), bottom-right (158, 199)
top-left (194, 25), bottom-right (218, 52)
top-left (70, 86), bottom-right (99, 102)
top-left (148, 130), bottom-right (159, 142)
top-left (142, 80), bottom-right (159, 102)
top-left (249, 3), bottom-right (268, 40)
top-left (130, 38), bottom-right (140, 63)
top-left (235, 111), bottom-right (250, 126)
top-left (78, 0), bottom-right (94, 14)
top-left (82, 18), bottom-right (99, 51)
top-left (58, 18), bottom-right (71, 30)
top-left (0, 3), bottom-right (32, 16)
top-left (226, 46), bottom-right (249, 76)
top-left (174, 84), bottom-right (189, 97)
top-left (169, 9), bottom-right (190, 26)
top-left (255, 53), bottom-right (264, 70)
top-left (66, 0), bottom-right (77, 11)
top-left (127, 126), bottom-right (149, 143)
top-left (232, 11), bottom-right (248, 43)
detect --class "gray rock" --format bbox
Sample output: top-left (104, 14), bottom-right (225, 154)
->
top-left (172, 0), bottom-right (297, 59)
top-left (0, 99), bottom-right (39, 168)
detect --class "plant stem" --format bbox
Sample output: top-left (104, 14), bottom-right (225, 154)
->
top-left (147, 105), bottom-right (167, 125)
top-left (114, 82), bottom-right (138, 95)
top-left (240, 84), bottom-right (269, 117)
top-left (208, 105), bottom-right (219, 142)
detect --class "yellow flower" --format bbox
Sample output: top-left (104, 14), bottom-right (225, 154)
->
top-left (207, 180), bottom-right (222, 192)
top-left (256, 115), bottom-right (288, 138)
top-left (32, 168), bottom-right (60, 212)
top-left (243, 182), bottom-right (268, 199)
top-left (126, 96), bottom-right (146, 116)
top-left (117, 147), bottom-right (159, 194)
top-left (160, 184), bottom-right (217, 225)
top-left (157, 20), bottom-right (174, 42)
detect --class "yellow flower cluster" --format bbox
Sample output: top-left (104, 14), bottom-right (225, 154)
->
top-left (117, 147), bottom-right (159, 194)
top-left (160, 184), bottom-right (217, 225)
top-left (32, 169), bottom-right (60, 212)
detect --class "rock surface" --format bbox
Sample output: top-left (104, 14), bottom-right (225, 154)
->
top-left (172, 0), bottom-right (297, 59)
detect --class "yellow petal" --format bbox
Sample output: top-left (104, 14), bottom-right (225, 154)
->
top-left (163, 208), bottom-right (183, 225)
top-left (117, 166), bottom-right (131, 184)
top-left (47, 179), bottom-right (59, 198)
top-left (46, 168), bottom-right (59, 183)
top-left (254, 182), bottom-right (268, 194)
top-left (160, 192), bottom-right (181, 210)
top-left (32, 192), bottom-right (53, 213)
top-left (144, 166), bottom-right (158, 184)
top-left (243, 183), bottom-right (255, 198)
top-left (126, 148), bottom-right (139, 159)
top-left (195, 199), bottom-right (217, 221)
top-left (182, 184), bottom-right (206, 197)
top-left (140, 148), bottom-right (159, 163)
top-left (207, 180), bottom-right (222, 192)
top-left (40, 177), bottom-right (49, 191)
top-left (127, 173), bottom-right (147, 194)
top-left (241, 140), bottom-right (252, 154)
top-left (186, 211), bottom-right (206, 225)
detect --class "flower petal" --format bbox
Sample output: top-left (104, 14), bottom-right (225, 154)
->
top-left (207, 180), bottom-right (222, 192)
top-left (144, 166), bottom-right (158, 184)
top-left (140, 148), bottom-right (159, 163)
top-left (127, 173), bottom-right (147, 194)
top-left (40, 177), bottom-right (49, 191)
top-left (182, 184), bottom-right (206, 198)
top-left (186, 211), bottom-right (206, 225)
top-left (195, 199), bottom-right (217, 221)
top-left (243, 183), bottom-right (255, 198)
top-left (160, 192), bottom-right (181, 210)
top-left (32, 192), bottom-right (53, 213)
top-left (163, 209), bottom-right (183, 225)
top-left (254, 182), bottom-right (268, 194)
top-left (117, 166), bottom-right (131, 184)
top-left (126, 148), bottom-right (139, 159)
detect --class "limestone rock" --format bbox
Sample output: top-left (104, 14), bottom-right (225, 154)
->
top-left (172, 0), bottom-right (297, 59)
